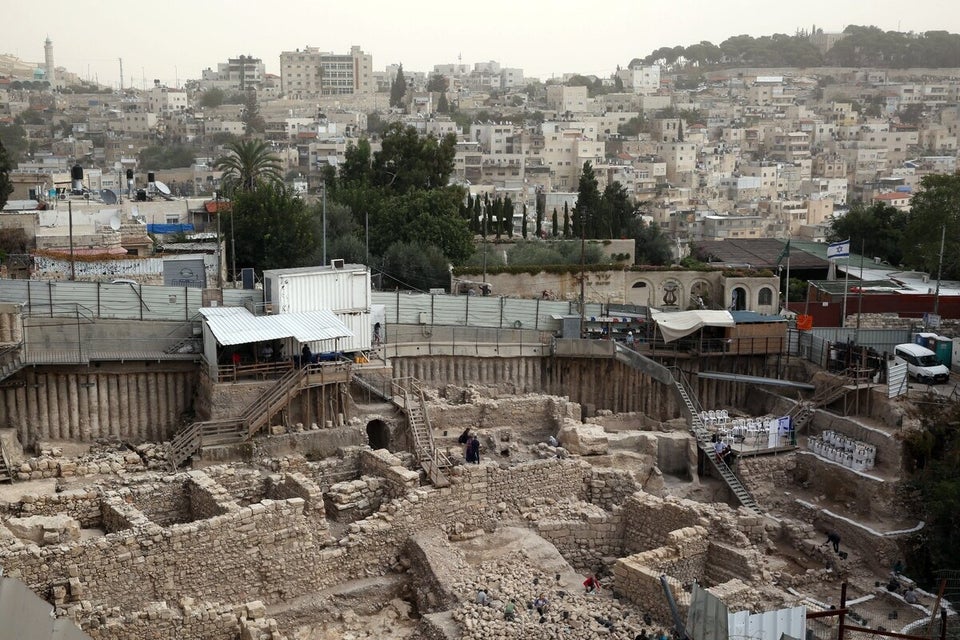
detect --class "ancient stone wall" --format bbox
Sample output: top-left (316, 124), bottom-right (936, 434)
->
top-left (535, 506), bottom-right (623, 572)
top-left (621, 494), bottom-right (703, 554)
top-left (359, 448), bottom-right (420, 499)
top-left (0, 365), bottom-right (196, 445)
top-left (324, 476), bottom-right (387, 522)
top-left (791, 452), bottom-right (901, 520)
top-left (425, 394), bottom-right (577, 442)
top-left (0, 488), bottom-right (103, 528)
top-left (586, 468), bottom-right (643, 512)
top-left (0, 458), bottom-right (594, 637)
top-left (706, 541), bottom-right (762, 585)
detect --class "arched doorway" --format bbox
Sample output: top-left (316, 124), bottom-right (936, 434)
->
top-left (731, 287), bottom-right (747, 311)
top-left (366, 419), bottom-right (390, 450)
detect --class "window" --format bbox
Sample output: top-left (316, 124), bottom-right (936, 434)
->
top-left (758, 288), bottom-right (773, 305)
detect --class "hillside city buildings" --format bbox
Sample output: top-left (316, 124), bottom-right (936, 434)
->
top-left (1, 36), bottom-right (959, 262)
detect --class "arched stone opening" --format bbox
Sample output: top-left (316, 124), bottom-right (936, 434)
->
top-left (731, 286), bottom-right (747, 311)
top-left (366, 419), bottom-right (390, 450)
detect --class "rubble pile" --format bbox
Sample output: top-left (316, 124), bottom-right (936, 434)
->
top-left (449, 552), bottom-right (663, 640)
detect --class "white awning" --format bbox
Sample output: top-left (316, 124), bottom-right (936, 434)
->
top-left (199, 307), bottom-right (353, 346)
top-left (650, 309), bottom-right (735, 343)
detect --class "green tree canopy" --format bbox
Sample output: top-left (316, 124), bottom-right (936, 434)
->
top-left (325, 124), bottom-right (473, 269)
top-left (828, 202), bottom-right (908, 267)
top-left (139, 144), bottom-right (196, 170)
top-left (0, 139), bottom-right (13, 211)
top-left (426, 74), bottom-right (448, 92)
top-left (215, 139), bottom-right (282, 194)
top-left (390, 64), bottom-right (407, 109)
top-left (227, 184), bottom-right (320, 275)
top-left (241, 90), bottom-right (265, 134)
top-left (380, 241), bottom-right (450, 291)
top-left (902, 173), bottom-right (960, 279)
top-left (199, 88), bottom-right (225, 108)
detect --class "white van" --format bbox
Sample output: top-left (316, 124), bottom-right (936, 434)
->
top-left (894, 343), bottom-right (950, 384)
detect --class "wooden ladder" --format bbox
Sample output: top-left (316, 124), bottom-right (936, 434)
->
top-left (0, 440), bottom-right (13, 484)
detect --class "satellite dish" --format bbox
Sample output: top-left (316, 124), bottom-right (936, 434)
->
top-left (109, 216), bottom-right (121, 231)
top-left (155, 180), bottom-right (171, 196)
top-left (100, 189), bottom-right (118, 205)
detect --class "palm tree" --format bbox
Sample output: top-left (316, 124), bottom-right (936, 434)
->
top-left (215, 139), bottom-right (282, 193)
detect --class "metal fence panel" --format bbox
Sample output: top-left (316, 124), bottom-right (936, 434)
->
top-left (808, 327), bottom-right (911, 356)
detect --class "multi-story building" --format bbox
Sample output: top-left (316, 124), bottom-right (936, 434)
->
top-left (617, 64), bottom-right (661, 95)
top-left (545, 85), bottom-right (588, 113)
top-left (540, 123), bottom-right (603, 190)
top-left (280, 46), bottom-right (374, 98)
top-left (199, 56), bottom-right (266, 92)
top-left (146, 85), bottom-right (188, 115)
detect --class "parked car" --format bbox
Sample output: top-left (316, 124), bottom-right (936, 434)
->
top-left (893, 343), bottom-right (950, 384)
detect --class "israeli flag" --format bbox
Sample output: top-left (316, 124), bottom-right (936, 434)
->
top-left (827, 239), bottom-right (850, 259)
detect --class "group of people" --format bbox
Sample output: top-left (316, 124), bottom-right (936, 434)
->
top-left (476, 588), bottom-right (550, 622)
top-left (712, 434), bottom-right (735, 467)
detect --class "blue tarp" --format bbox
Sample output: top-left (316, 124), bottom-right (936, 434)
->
top-left (147, 223), bottom-right (195, 234)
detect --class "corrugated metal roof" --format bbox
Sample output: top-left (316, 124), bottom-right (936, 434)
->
top-left (728, 605), bottom-right (807, 640)
top-left (199, 307), bottom-right (353, 346)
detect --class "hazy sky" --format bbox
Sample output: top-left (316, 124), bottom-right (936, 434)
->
top-left (5, 0), bottom-right (960, 88)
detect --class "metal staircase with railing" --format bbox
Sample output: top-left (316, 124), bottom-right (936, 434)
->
top-left (391, 377), bottom-right (450, 488)
top-left (788, 374), bottom-right (856, 434)
top-left (672, 368), bottom-right (762, 515)
top-left (168, 363), bottom-right (346, 470)
top-left (0, 344), bottom-right (24, 383)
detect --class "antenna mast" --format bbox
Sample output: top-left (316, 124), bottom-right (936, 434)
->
top-left (119, 58), bottom-right (124, 91)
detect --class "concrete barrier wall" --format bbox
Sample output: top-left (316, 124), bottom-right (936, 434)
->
top-left (0, 364), bottom-right (197, 445)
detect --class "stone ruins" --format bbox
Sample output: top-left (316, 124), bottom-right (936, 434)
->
top-left (0, 363), bottom-right (946, 640)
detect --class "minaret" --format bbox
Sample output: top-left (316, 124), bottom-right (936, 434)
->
top-left (44, 36), bottom-right (55, 88)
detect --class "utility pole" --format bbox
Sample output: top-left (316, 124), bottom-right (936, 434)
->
top-left (579, 210), bottom-right (586, 338)
top-left (322, 180), bottom-right (327, 265)
top-left (933, 224), bottom-right (946, 317)
top-left (216, 191), bottom-right (223, 289)
top-left (68, 200), bottom-right (75, 281)
top-left (119, 58), bottom-right (123, 91)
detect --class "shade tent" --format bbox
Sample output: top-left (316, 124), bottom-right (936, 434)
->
top-left (198, 307), bottom-right (353, 346)
top-left (650, 309), bottom-right (735, 343)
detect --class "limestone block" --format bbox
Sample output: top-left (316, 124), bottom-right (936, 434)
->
top-left (6, 514), bottom-right (81, 545)
top-left (558, 422), bottom-right (609, 456)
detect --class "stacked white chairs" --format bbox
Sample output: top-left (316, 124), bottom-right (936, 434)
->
top-left (808, 430), bottom-right (876, 470)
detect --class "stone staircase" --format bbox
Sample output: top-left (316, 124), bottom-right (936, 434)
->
top-left (169, 365), bottom-right (310, 470)
top-left (391, 378), bottom-right (450, 488)
top-left (672, 369), bottom-right (762, 515)
top-left (788, 376), bottom-right (855, 434)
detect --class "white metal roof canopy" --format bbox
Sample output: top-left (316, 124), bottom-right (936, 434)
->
top-left (198, 307), bottom-right (353, 346)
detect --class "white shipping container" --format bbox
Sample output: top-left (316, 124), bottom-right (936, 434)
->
top-left (309, 311), bottom-right (371, 354)
top-left (264, 265), bottom-right (371, 314)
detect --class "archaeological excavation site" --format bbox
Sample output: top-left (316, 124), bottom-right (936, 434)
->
top-left (0, 271), bottom-right (956, 640)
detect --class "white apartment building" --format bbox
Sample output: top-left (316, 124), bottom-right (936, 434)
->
top-left (546, 85), bottom-right (588, 113)
top-left (540, 125), bottom-right (603, 190)
top-left (146, 86), bottom-right (188, 115)
top-left (471, 123), bottom-right (517, 155)
top-left (199, 56), bottom-right (266, 92)
top-left (656, 142), bottom-right (697, 184)
top-left (280, 46), bottom-right (374, 97)
top-left (617, 64), bottom-right (661, 95)
top-left (800, 178), bottom-right (848, 205)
